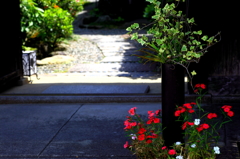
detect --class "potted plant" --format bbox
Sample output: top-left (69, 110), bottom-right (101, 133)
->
top-left (126, 0), bottom-right (220, 146)
top-left (123, 84), bottom-right (234, 159)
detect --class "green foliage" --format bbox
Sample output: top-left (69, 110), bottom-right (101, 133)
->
top-left (143, 4), bottom-right (155, 18)
top-left (20, 0), bottom-right (44, 45)
top-left (127, 0), bottom-right (220, 65)
top-left (20, 0), bottom-right (83, 57)
top-left (38, 8), bottom-right (73, 48)
top-left (127, 0), bottom-right (220, 89)
top-left (57, 0), bottom-right (84, 17)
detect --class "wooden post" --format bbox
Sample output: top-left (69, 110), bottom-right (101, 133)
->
top-left (162, 64), bottom-right (185, 147)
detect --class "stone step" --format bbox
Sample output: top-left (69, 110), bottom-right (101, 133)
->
top-left (100, 56), bottom-right (140, 63)
top-left (69, 63), bottom-right (158, 72)
top-left (97, 42), bottom-right (132, 46)
top-left (102, 52), bottom-right (143, 57)
top-left (42, 84), bottom-right (150, 94)
top-left (102, 48), bottom-right (140, 54)
top-left (66, 72), bottom-right (160, 77)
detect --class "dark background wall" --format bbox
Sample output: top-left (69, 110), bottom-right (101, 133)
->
top-left (98, 0), bottom-right (147, 21)
top-left (187, 0), bottom-right (240, 95)
top-left (0, 0), bottom-right (23, 91)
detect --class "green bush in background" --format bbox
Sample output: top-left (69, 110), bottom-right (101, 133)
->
top-left (20, 0), bottom-right (84, 58)
top-left (39, 8), bottom-right (73, 49)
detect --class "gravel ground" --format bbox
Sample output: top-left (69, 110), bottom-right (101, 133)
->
top-left (37, 34), bottom-right (104, 74)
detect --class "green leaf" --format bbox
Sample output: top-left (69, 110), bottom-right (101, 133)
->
top-left (137, 39), bottom-right (146, 45)
top-left (201, 35), bottom-right (208, 41)
top-left (207, 36), bottom-right (214, 43)
top-left (190, 46), bottom-right (195, 50)
top-left (191, 70), bottom-right (197, 76)
top-left (29, 21), bottom-right (33, 26)
top-left (131, 23), bottom-right (139, 29)
top-left (131, 33), bottom-right (138, 40)
top-left (187, 18), bottom-right (195, 23)
top-left (181, 45), bottom-right (187, 52)
top-left (126, 27), bottom-right (132, 32)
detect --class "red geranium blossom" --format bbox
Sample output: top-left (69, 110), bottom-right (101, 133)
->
top-left (183, 103), bottom-right (193, 109)
top-left (174, 110), bottom-right (181, 117)
top-left (188, 109), bottom-right (195, 113)
top-left (227, 111), bottom-right (234, 117)
top-left (168, 149), bottom-right (176, 155)
top-left (207, 113), bottom-right (218, 119)
top-left (138, 128), bottom-right (147, 134)
top-left (148, 111), bottom-right (155, 117)
top-left (194, 83), bottom-right (206, 89)
top-left (162, 146), bottom-right (167, 150)
top-left (128, 107), bottom-right (137, 115)
top-left (138, 134), bottom-right (145, 141)
top-left (155, 110), bottom-right (161, 115)
top-left (222, 105), bottom-right (232, 112)
top-left (124, 141), bottom-right (130, 148)
top-left (182, 121), bottom-right (194, 130)
top-left (196, 123), bottom-right (210, 132)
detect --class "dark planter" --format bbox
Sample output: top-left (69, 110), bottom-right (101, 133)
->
top-left (162, 63), bottom-right (185, 146)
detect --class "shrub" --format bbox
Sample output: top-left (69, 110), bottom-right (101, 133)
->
top-left (20, 0), bottom-right (84, 57)
top-left (38, 8), bottom-right (74, 50)
top-left (57, 0), bottom-right (84, 17)
top-left (20, 0), bottom-right (44, 45)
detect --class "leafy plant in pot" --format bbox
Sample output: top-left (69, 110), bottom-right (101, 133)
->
top-left (126, 0), bottom-right (220, 146)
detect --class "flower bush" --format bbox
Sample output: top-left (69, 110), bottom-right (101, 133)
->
top-left (124, 84), bottom-right (234, 159)
top-left (20, 0), bottom-right (84, 57)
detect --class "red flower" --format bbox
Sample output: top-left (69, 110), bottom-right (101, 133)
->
top-left (222, 105), bottom-right (232, 112)
top-left (138, 134), bottom-right (145, 141)
top-left (128, 107), bottom-right (137, 115)
top-left (188, 109), bottom-right (195, 113)
top-left (188, 122), bottom-right (194, 126)
top-left (155, 110), bottom-right (161, 115)
top-left (182, 122), bottom-right (188, 130)
top-left (190, 102), bottom-right (197, 105)
top-left (183, 103), bottom-right (192, 109)
top-left (194, 83), bottom-right (206, 93)
top-left (194, 83), bottom-right (206, 89)
top-left (147, 116), bottom-right (160, 124)
top-left (179, 106), bottom-right (186, 113)
top-left (202, 123), bottom-right (210, 129)
top-left (196, 126), bottom-right (204, 132)
top-left (162, 146), bottom-right (167, 150)
top-left (207, 113), bottom-right (218, 119)
top-left (227, 111), bottom-right (234, 117)
top-left (146, 140), bottom-right (152, 144)
top-left (174, 110), bottom-right (181, 117)
top-left (124, 141), bottom-right (130, 148)
top-left (182, 121), bottom-right (194, 130)
top-left (130, 122), bottom-right (137, 126)
top-left (196, 123), bottom-right (210, 132)
top-left (168, 149), bottom-right (176, 155)
top-left (148, 111), bottom-right (155, 117)
top-left (153, 117), bottom-right (160, 123)
top-left (138, 128), bottom-right (147, 134)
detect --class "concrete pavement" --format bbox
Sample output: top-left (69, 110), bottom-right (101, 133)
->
top-left (0, 102), bottom-right (161, 159)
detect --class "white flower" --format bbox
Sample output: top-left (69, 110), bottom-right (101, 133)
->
top-left (213, 146), bottom-right (220, 154)
top-left (176, 156), bottom-right (183, 159)
top-left (130, 134), bottom-right (137, 140)
top-left (191, 144), bottom-right (196, 148)
top-left (175, 141), bottom-right (181, 145)
top-left (194, 119), bottom-right (200, 125)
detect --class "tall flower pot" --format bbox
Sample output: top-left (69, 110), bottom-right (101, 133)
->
top-left (162, 63), bottom-right (185, 146)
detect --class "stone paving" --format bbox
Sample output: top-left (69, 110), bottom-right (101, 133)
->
top-left (68, 33), bottom-right (161, 78)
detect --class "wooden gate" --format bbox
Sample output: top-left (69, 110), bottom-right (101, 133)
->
top-left (0, 0), bottom-right (23, 91)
